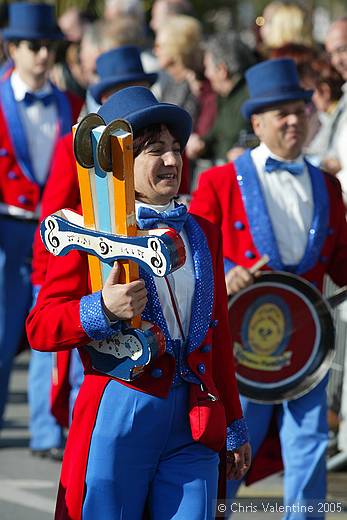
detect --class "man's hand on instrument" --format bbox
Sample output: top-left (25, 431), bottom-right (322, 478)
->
top-left (102, 262), bottom-right (147, 321)
top-left (226, 442), bottom-right (252, 480)
top-left (225, 266), bottom-right (255, 296)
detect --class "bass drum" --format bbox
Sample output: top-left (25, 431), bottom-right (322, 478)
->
top-left (228, 271), bottom-right (335, 403)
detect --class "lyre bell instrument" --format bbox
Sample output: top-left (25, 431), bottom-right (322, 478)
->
top-left (40, 114), bottom-right (186, 381)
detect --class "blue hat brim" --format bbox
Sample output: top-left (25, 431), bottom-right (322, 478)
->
top-left (241, 89), bottom-right (313, 119)
top-left (90, 72), bottom-right (158, 104)
top-left (2, 27), bottom-right (64, 41)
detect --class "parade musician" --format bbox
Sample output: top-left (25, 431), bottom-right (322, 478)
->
top-left (27, 86), bottom-right (251, 520)
top-left (190, 58), bottom-right (347, 518)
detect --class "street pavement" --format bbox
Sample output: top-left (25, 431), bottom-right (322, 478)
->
top-left (1, 350), bottom-right (347, 520)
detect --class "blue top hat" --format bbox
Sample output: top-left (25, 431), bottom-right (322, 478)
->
top-left (2, 3), bottom-right (63, 41)
top-left (90, 46), bottom-right (158, 104)
top-left (98, 86), bottom-right (192, 150)
top-left (241, 58), bottom-right (313, 119)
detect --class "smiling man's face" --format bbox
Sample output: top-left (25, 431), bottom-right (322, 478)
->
top-left (251, 100), bottom-right (308, 160)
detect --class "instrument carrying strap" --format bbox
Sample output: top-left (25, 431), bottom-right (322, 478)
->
top-left (164, 276), bottom-right (185, 341)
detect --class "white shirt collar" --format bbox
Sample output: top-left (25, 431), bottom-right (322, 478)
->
top-left (135, 199), bottom-right (175, 218)
top-left (256, 142), bottom-right (304, 165)
top-left (10, 70), bottom-right (52, 102)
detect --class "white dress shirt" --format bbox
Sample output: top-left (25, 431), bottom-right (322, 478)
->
top-left (135, 200), bottom-right (194, 340)
top-left (11, 71), bottom-right (58, 185)
top-left (251, 143), bottom-right (313, 265)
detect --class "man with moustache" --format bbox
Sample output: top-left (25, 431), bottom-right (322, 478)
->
top-left (190, 58), bottom-right (347, 518)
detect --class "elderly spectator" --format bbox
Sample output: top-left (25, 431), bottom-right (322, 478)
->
top-left (155, 15), bottom-right (216, 137)
top-left (58, 7), bottom-right (88, 43)
top-left (325, 16), bottom-right (347, 469)
top-left (150, 0), bottom-right (193, 34)
top-left (186, 32), bottom-right (256, 164)
top-left (325, 18), bottom-right (347, 197)
top-left (259, 1), bottom-right (313, 58)
top-left (299, 57), bottom-right (344, 166)
top-left (104, 0), bottom-right (145, 24)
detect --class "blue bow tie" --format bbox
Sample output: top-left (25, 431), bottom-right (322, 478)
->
top-left (265, 156), bottom-right (304, 176)
top-left (23, 91), bottom-right (55, 107)
top-left (137, 204), bottom-right (188, 233)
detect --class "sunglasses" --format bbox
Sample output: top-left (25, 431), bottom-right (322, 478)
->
top-left (24, 40), bottom-right (57, 53)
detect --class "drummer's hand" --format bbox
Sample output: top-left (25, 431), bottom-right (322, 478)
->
top-left (225, 266), bottom-right (254, 296)
top-left (101, 262), bottom-right (147, 321)
top-left (226, 443), bottom-right (252, 480)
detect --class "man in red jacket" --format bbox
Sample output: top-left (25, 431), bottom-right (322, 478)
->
top-left (190, 58), bottom-right (347, 518)
top-left (0, 2), bottom-right (81, 458)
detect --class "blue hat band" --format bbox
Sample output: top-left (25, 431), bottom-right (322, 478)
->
top-left (249, 84), bottom-right (310, 99)
top-left (98, 86), bottom-right (192, 150)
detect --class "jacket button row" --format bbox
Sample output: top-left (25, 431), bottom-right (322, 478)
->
top-left (18, 195), bottom-right (29, 204)
top-left (245, 250), bottom-right (256, 259)
top-left (201, 344), bottom-right (211, 353)
top-left (0, 148), bottom-right (8, 157)
top-left (234, 220), bottom-right (245, 230)
top-left (151, 368), bottom-right (163, 378)
top-left (197, 363), bottom-right (206, 374)
top-left (7, 171), bottom-right (18, 180)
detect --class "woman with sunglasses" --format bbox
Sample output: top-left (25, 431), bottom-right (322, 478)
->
top-left (27, 86), bottom-right (251, 520)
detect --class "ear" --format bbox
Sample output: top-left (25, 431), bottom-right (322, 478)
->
top-left (219, 62), bottom-right (229, 81)
top-left (7, 42), bottom-right (17, 60)
top-left (251, 113), bottom-right (262, 137)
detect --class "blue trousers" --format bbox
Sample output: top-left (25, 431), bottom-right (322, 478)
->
top-left (68, 348), bottom-right (84, 424)
top-left (83, 382), bottom-right (219, 520)
top-left (228, 376), bottom-right (328, 519)
top-left (28, 350), bottom-right (64, 450)
top-left (0, 218), bottom-right (35, 428)
top-left (29, 348), bottom-right (84, 449)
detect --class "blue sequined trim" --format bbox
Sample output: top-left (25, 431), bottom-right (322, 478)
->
top-left (297, 161), bottom-right (329, 274)
top-left (185, 215), bottom-right (214, 354)
top-left (226, 417), bottom-right (249, 451)
top-left (140, 215), bottom-right (214, 385)
top-left (80, 291), bottom-right (121, 340)
top-left (32, 284), bottom-right (41, 307)
top-left (234, 151), bottom-right (329, 275)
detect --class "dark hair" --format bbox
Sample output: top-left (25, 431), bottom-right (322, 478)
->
top-left (133, 123), bottom-right (181, 157)
top-left (298, 57), bottom-right (344, 102)
top-left (7, 39), bottom-right (21, 47)
top-left (269, 43), bottom-right (318, 65)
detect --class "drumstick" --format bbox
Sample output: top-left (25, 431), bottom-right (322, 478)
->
top-left (249, 254), bottom-right (270, 274)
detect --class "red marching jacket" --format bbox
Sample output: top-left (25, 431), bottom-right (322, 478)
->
top-left (27, 214), bottom-right (245, 519)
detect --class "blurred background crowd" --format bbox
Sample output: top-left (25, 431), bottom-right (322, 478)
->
top-left (1, 0), bottom-right (347, 475)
